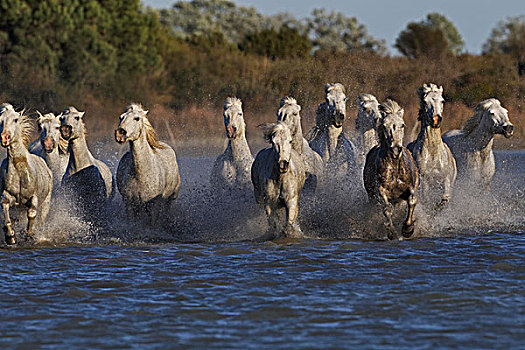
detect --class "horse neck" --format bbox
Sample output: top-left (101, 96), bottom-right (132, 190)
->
top-left (465, 125), bottom-right (495, 152)
top-left (418, 124), bottom-right (444, 151)
top-left (68, 134), bottom-right (95, 172)
top-left (227, 132), bottom-right (251, 162)
top-left (7, 139), bottom-right (30, 171)
top-left (326, 124), bottom-right (342, 155)
top-left (292, 118), bottom-right (304, 153)
top-left (130, 129), bottom-right (156, 178)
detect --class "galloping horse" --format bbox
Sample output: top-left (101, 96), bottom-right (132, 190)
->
top-left (115, 103), bottom-right (181, 225)
top-left (408, 83), bottom-right (456, 208)
top-left (0, 103), bottom-right (53, 244)
top-left (364, 99), bottom-right (419, 240)
top-left (30, 112), bottom-right (69, 191)
top-left (355, 93), bottom-right (381, 167)
top-left (277, 97), bottom-right (323, 193)
top-left (443, 98), bottom-right (514, 190)
top-left (211, 97), bottom-right (253, 194)
top-left (251, 122), bottom-right (306, 239)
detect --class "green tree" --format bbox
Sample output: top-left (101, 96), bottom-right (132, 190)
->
top-left (239, 25), bottom-right (312, 60)
top-left (158, 0), bottom-right (266, 44)
top-left (307, 8), bottom-right (386, 55)
top-left (395, 13), bottom-right (464, 58)
top-left (424, 13), bottom-right (465, 54)
top-left (483, 15), bottom-right (525, 60)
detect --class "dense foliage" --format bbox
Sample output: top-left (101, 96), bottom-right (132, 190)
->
top-left (0, 1), bottom-right (523, 144)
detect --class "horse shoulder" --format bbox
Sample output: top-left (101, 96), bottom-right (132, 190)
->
top-left (93, 158), bottom-right (113, 198)
top-left (116, 151), bottom-right (132, 190)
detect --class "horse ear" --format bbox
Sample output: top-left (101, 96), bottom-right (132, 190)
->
top-left (439, 86), bottom-right (443, 93)
top-left (79, 111), bottom-right (85, 118)
top-left (399, 108), bottom-right (405, 117)
top-left (144, 110), bottom-right (149, 115)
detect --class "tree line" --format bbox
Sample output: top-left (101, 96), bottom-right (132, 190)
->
top-left (0, 0), bottom-right (523, 143)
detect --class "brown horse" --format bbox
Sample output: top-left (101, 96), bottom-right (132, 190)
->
top-left (363, 99), bottom-right (419, 240)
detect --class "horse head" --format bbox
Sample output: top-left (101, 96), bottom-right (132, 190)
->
top-left (223, 97), bottom-right (245, 139)
top-left (325, 83), bottom-right (347, 128)
top-left (59, 106), bottom-right (85, 141)
top-left (36, 111), bottom-right (61, 153)
top-left (379, 99), bottom-right (405, 159)
top-left (418, 83), bottom-right (444, 128)
top-left (264, 122), bottom-right (293, 174)
top-left (277, 96), bottom-right (301, 138)
top-left (0, 103), bottom-right (31, 148)
top-left (476, 99), bottom-right (514, 139)
top-left (357, 93), bottom-right (381, 132)
top-left (115, 103), bottom-right (149, 144)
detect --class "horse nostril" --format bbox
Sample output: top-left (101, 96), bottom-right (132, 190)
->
top-left (118, 128), bottom-right (126, 136)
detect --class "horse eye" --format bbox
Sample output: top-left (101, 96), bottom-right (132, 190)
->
top-left (56, 127), bottom-right (60, 130)
top-left (14, 118), bottom-right (18, 123)
top-left (289, 140), bottom-right (292, 144)
top-left (75, 116), bottom-right (80, 120)
top-left (401, 124), bottom-right (405, 128)
top-left (134, 117), bottom-right (140, 121)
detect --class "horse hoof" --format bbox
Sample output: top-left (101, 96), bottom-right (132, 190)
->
top-left (5, 234), bottom-right (16, 245)
top-left (402, 223), bottom-right (415, 238)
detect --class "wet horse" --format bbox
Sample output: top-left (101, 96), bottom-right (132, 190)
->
top-left (363, 99), bottom-right (419, 240)
top-left (0, 103), bottom-right (53, 244)
top-left (251, 122), bottom-right (306, 239)
top-left (443, 98), bottom-right (513, 190)
top-left (277, 97), bottom-right (323, 193)
top-left (211, 97), bottom-right (253, 194)
top-left (115, 103), bottom-right (181, 225)
top-left (407, 83), bottom-right (456, 208)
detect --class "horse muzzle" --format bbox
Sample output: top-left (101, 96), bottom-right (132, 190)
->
top-left (42, 137), bottom-right (56, 153)
top-left (115, 128), bottom-right (127, 143)
top-left (279, 160), bottom-right (289, 173)
top-left (502, 125), bottom-right (514, 139)
top-left (1, 132), bottom-right (10, 147)
top-left (60, 125), bottom-right (73, 140)
top-left (431, 115), bottom-right (442, 128)
top-left (226, 125), bottom-right (237, 138)
top-left (334, 112), bottom-right (345, 127)
top-left (390, 145), bottom-right (402, 159)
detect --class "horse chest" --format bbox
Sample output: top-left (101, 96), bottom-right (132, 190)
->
top-left (5, 168), bottom-right (34, 204)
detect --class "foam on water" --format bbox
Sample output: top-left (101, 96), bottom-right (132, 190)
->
top-left (3, 149), bottom-right (523, 247)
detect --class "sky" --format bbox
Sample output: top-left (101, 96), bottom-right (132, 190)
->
top-left (142, 0), bottom-right (525, 54)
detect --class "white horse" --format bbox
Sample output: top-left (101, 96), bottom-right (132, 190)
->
top-left (29, 112), bottom-right (69, 191)
top-left (308, 83), bottom-right (357, 181)
top-left (355, 93), bottom-right (381, 166)
top-left (443, 98), bottom-right (514, 189)
top-left (115, 103), bottom-right (181, 225)
top-left (59, 106), bottom-right (113, 213)
top-left (211, 97), bottom-right (253, 193)
top-left (407, 83), bottom-right (456, 207)
top-left (0, 103), bottom-right (53, 244)
top-left (251, 122), bottom-right (306, 239)
top-left (277, 96), bottom-right (323, 193)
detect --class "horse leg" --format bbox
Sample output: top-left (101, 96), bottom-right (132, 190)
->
top-left (27, 196), bottom-right (39, 237)
top-left (2, 192), bottom-right (16, 245)
top-left (284, 195), bottom-right (302, 238)
top-left (263, 204), bottom-right (278, 241)
top-left (438, 177), bottom-right (453, 209)
top-left (402, 189), bottom-right (417, 238)
top-left (379, 188), bottom-right (395, 239)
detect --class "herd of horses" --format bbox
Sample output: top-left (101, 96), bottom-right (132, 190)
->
top-left (0, 82), bottom-right (515, 244)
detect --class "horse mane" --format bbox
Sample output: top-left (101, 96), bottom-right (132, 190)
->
top-left (280, 96), bottom-right (298, 108)
top-left (357, 94), bottom-right (378, 110)
top-left (1, 103), bottom-right (33, 148)
top-left (380, 99), bottom-right (403, 117)
top-left (463, 98), bottom-right (501, 135)
top-left (224, 97), bottom-right (242, 110)
top-left (262, 122), bottom-right (287, 143)
top-left (325, 83), bottom-right (345, 95)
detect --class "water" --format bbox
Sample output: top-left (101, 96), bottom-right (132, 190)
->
top-left (0, 150), bottom-right (523, 348)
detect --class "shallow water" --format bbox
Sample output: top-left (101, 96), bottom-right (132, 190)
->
top-left (0, 235), bottom-right (524, 349)
top-left (0, 150), bottom-right (523, 348)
